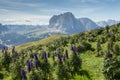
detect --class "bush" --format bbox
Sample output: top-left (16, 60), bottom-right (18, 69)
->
top-left (69, 53), bottom-right (82, 76)
top-left (102, 55), bottom-right (120, 80)
top-left (56, 64), bottom-right (70, 80)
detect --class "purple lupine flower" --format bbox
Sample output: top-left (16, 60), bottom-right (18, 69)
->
top-left (12, 46), bottom-right (15, 54)
top-left (43, 51), bottom-right (47, 62)
top-left (33, 53), bottom-right (38, 60)
top-left (21, 68), bottom-right (27, 79)
top-left (57, 52), bottom-right (62, 64)
top-left (34, 60), bottom-right (39, 68)
top-left (26, 60), bottom-right (31, 72)
top-left (65, 50), bottom-right (69, 59)
top-left (71, 46), bottom-right (77, 54)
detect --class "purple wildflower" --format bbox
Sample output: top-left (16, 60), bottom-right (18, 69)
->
top-left (21, 68), bottom-right (27, 79)
top-left (71, 46), bottom-right (77, 54)
top-left (57, 52), bottom-right (62, 64)
top-left (26, 60), bottom-right (31, 72)
top-left (33, 53), bottom-right (38, 60)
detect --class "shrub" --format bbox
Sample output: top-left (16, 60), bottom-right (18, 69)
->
top-left (102, 55), bottom-right (120, 80)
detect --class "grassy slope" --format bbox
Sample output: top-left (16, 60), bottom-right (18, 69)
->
top-left (2, 23), bottom-right (120, 80)
top-left (0, 35), bottom-right (65, 54)
top-left (0, 35), bottom-right (106, 80)
top-left (16, 35), bottom-right (65, 50)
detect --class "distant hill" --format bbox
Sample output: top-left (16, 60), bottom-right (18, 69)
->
top-left (0, 24), bottom-right (63, 49)
top-left (0, 23), bottom-right (8, 33)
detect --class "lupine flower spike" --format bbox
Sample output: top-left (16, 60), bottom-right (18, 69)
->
top-left (33, 53), bottom-right (38, 60)
top-left (58, 52), bottom-right (62, 64)
top-left (26, 60), bottom-right (31, 72)
top-left (21, 68), bottom-right (27, 79)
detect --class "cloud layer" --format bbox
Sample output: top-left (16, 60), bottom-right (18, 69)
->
top-left (0, 0), bottom-right (119, 25)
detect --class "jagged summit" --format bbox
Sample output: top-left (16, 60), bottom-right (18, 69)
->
top-left (49, 12), bottom-right (99, 34)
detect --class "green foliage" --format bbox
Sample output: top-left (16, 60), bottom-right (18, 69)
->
top-left (1, 23), bottom-right (120, 80)
top-left (28, 69), bottom-right (43, 80)
top-left (9, 61), bottom-right (22, 80)
top-left (40, 61), bottom-right (52, 79)
top-left (56, 64), bottom-right (70, 80)
top-left (1, 52), bottom-right (11, 71)
top-left (113, 44), bottom-right (120, 55)
top-left (102, 55), bottom-right (120, 80)
top-left (77, 41), bottom-right (92, 53)
top-left (96, 39), bottom-right (101, 56)
top-left (69, 53), bottom-right (82, 75)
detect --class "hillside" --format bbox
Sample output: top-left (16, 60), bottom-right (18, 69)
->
top-left (15, 35), bottom-right (66, 51)
top-left (0, 23), bottom-right (120, 80)
top-left (0, 23), bottom-right (8, 33)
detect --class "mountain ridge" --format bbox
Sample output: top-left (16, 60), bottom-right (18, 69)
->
top-left (97, 19), bottom-right (120, 27)
top-left (48, 12), bottom-right (100, 34)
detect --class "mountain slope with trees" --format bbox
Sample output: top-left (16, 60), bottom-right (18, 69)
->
top-left (0, 23), bottom-right (120, 80)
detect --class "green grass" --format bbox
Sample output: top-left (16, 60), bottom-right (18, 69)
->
top-left (80, 51), bottom-right (105, 80)
top-left (16, 35), bottom-right (65, 51)
top-left (0, 35), bottom-right (106, 80)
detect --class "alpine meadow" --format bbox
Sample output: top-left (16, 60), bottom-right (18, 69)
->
top-left (0, 0), bottom-right (120, 80)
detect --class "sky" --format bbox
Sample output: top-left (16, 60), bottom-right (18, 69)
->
top-left (0, 0), bottom-right (120, 25)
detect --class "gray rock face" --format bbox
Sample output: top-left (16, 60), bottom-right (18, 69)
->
top-left (79, 18), bottom-right (99, 30)
top-left (49, 12), bottom-right (99, 34)
top-left (49, 12), bottom-right (86, 34)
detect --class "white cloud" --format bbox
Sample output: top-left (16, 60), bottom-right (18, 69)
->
top-left (0, 15), bottom-right (50, 25)
top-left (0, 9), bottom-right (51, 25)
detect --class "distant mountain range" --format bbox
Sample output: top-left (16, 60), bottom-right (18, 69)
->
top-left (0, 25), bottom-right (62, 49)
top-left (96, 19), bottom-right (120, 27)
top-left (0, 23), bottom-right (8, 33)
top-left (0, 12), bottom-right (119, 49)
